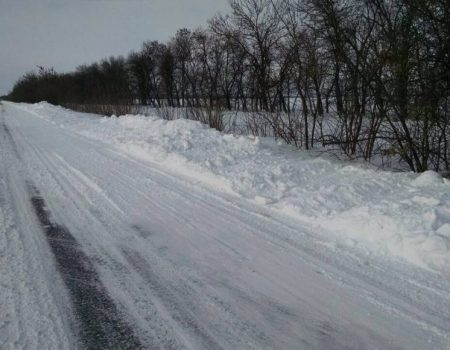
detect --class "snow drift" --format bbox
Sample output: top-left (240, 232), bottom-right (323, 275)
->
top-left (13, 102), bottom-right (450, 271)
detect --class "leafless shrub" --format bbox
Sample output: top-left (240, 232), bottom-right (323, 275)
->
top-left (64, 103), bottom-right (135, 117)
top-left (154, 104), bottom-right (179, 120)
top-left (186, 106), bottom-right (224, 131)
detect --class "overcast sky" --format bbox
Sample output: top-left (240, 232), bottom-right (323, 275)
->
top-left (0, 0), bottom-right (230, 95)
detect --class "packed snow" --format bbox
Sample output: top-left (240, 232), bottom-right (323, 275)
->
top-left (11, 101), bottom-right (450, 272)
top-left (2, 101), bottom-right (450, 349)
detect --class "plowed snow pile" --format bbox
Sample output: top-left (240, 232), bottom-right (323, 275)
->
top-left (15, 102), bottom-right (450, 271)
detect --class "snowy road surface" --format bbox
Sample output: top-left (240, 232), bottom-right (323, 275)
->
top-left (0, 101), bottom-right (449, 349)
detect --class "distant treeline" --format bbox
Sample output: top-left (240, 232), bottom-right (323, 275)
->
top-left (7, 0), bottom-right (450, 172)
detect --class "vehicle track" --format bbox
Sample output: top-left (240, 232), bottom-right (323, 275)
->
top-left (28, 183), bottom-right (142, 349)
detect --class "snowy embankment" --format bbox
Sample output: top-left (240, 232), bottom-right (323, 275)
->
top-left (13, 102), bottom-right (450, 271)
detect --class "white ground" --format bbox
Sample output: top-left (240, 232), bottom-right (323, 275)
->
top-left (1, 101), bottom-right (449, 349)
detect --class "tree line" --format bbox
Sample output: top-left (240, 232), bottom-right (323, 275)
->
top-left (6, 0), bottom-right (450, 172)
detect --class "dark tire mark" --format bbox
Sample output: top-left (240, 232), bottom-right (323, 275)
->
top-left (28, 183), bottom-right (142, 349)
top-left (2, 120), bottom-right (21, 160)
top-left (132, 224), bottom-right (153, 239)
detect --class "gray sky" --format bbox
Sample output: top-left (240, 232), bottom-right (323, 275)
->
top-left (0, 0), bottom-right (230, 95)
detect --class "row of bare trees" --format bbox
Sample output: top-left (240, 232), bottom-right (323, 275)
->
top-left (6, 0), bottom-right (449, 172)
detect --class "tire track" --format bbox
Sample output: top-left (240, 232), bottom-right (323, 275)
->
top-left (28, 183), bottom-right (142, 349)
top-left (121, 248), bottom-right (224, 350)
top-left (1, 119), bottom-right (21, 160)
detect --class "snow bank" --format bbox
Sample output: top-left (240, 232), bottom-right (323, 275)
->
top-left (14, 102), bottom-right (450, 271)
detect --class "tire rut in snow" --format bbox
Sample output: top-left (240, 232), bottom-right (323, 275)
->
top-left (122, 248), bottom-right (223, 350)
top-left (1, 119), bottom-right (21, 160)
top-left (28, 183), bottom-right (142, 349)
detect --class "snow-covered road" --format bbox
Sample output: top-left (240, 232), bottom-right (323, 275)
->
top-left (1, 101), bottom-right (449, 349)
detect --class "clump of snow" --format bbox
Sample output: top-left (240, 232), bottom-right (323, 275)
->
top-left (437, 224), bottom-right (450, 239)
top-left (13, 102), bottom-right (450, 271)
top-left (411, 170), bottom-right (445, 187)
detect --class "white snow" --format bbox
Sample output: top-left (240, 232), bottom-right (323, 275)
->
top-left (411, 170), bottom-right (446, 187)
top-left (11, 101), bottom-right (450, 271)
top-left (2, 101), bottom-right (450, 349)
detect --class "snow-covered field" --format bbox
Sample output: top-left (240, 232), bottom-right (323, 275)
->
top-left (1, 101), bottom-right (449, 349)
top-left (16, 101), bottom-right (450, 272)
